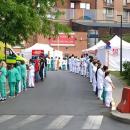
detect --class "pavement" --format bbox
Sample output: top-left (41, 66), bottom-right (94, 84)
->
top-left (111, 75), bottom-right (130, 124)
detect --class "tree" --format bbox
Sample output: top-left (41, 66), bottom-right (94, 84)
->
top-left (0, 0), bottom-right (71, 45)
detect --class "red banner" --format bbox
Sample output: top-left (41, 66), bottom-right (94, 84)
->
top-left (32, 50), bottom-right (44, 55)
top-left (49, 33), bottom-right (76, 46)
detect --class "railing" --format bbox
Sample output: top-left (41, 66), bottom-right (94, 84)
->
top-left (49, 9), bottom-right (130, 23)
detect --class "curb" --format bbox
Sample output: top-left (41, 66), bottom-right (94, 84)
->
top-left (110, 110), bottom-right (130, 124)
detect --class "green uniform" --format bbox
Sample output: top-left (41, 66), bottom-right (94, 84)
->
top-left (51, 59), bottom-right (54, 71)
top-left (0, 67), bottom-right (7, 99)
top-left (15, 67), bottom-right (21, 94)
top-left (21, 64), bottom-right (27, 90)
top-left (7, 68), bottom-right (18, 96)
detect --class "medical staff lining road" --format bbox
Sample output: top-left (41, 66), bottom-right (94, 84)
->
top-left (0, 54), bottom-right (129, 130)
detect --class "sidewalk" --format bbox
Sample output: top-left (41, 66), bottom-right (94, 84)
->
top-left (111, 75), bottom-right (130, 124)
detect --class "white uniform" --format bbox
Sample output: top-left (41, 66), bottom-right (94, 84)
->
top-left (28, 64), bottom-right (35, 87)
top-left (86, 56), bottom-right (90, 77)
top-left (83, 58), bottom-right (87, 77)
top-left (89, 62), bottom-right (93, 83)
top-left (92, 65), bottom-right (97, 92)
top-left (104, 75), bottom-right (113, 107)
top-left (71, 57), bottom-right (75, 73)
top-left (97, 68), bottom-right (104, 100)
top-left (75, 59), bottom-right (79, 74)
top-left (54, 57), bottom-right (58, 71)
top-left (80, 58), bottom-right (84, 76)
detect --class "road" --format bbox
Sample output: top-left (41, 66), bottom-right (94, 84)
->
top-left (0, 71), bottom-right (129, 130)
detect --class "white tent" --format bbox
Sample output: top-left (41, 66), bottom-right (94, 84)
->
top-left (96, 35), bottom-right (130, 71)
top-left (53, 50), bottom-right (63, 59)
top-left (21, 43), bottom-right (54, 60)
top-left (82, 40), bottom-right (106, 53)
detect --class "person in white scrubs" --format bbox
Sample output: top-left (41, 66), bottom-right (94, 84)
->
top-left (92, 61), bottom-right (98, 92)
top-left (28, 59), bottom-right (35, 88)
top-left (97, 63), bottom-right (104, 100)
top-left (89, 58), bottom-right (93, 83)
top-left (104, 71), bottom-right (115, 108)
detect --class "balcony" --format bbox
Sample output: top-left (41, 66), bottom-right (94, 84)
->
top-left (48, 8), bottom-right (130, 26)
top-left (123, 4), bottom-right (130, 10)
top-left (103, 1), bottom-right (114, 8)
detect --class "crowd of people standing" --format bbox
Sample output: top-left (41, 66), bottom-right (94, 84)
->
top-left (0, 55), bottom-right (48, 102)
top-left (68, 54), bottom-right (115, 108)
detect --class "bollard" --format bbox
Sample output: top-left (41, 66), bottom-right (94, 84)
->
top-left (117, 87), bottom-right (130, 113)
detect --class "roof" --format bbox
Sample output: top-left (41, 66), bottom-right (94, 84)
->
top-left (73, 20), bottom-right (130, 28)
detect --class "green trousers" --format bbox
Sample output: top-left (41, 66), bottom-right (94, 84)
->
top-left (22, 77), bottom-right (27, 90)
top-left (0, 82), bottom-right (7, 98)
top-left (102, 88), bottom-right (106, 103)
top-left (9, 82), bottom-right (16, 96)
top-left (47, 64), bottom-right (50, 71)
top-left (15, 81), bottom-right (19, 95)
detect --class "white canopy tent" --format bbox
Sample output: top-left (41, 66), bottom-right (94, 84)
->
top-left (82, 40), bottom-right (106, 54)
top-left (96, 35), bottom-right (130, 71)
top-left (21, 43), bottom-right (54, 60)
top-left (53, 50), bottom-right (63, 59)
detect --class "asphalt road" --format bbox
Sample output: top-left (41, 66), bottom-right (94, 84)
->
top-left (0, 71), bottom-right (129, 130)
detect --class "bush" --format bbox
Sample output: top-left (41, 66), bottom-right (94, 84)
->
top-left (123, 61), bottom-right (130, 80)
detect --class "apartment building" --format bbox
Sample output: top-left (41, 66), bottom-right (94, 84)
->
top-left (25, 0), bottom-right (130, 57)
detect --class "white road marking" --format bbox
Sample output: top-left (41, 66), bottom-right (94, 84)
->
top-left (82, 115), bottom-right (103, 129)
top-left (10, 115), bottom-right (44, 129)
top-left (47, 115), bottom-right (73, 129)
top-left (0, 115), bottom-right (16, 123)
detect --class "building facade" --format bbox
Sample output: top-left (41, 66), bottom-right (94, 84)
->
top-left (24, 0), bottom-right (130, 57)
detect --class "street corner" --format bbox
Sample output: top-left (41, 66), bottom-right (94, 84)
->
top-left (110, 110), bottom-right (130, 124)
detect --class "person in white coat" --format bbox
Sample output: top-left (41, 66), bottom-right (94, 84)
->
top-left (97, 63), bottom-right (104, 100)
top-left (85, 54), bottom-right (90, 77)
top-left (92, 61), bottom-right (98, 92)
top-left (104, 71), bottom-right (115, 108)
top-left (89, 58), bottom-right (93, 83)
top-left (28, 59), bottom-right (35, 88)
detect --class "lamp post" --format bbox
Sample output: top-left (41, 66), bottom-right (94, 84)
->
top-left (94, 0), bottom-right (97, 45)
top-left (117, 15), bottom-right (123, 73)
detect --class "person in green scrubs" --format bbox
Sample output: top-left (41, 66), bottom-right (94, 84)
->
top-left (50, 57), bottom-right (54, 71)
top-left (0, 61), bottom-right (7, 101)
top-left (7, 64), bottom-right (17, 97)
top-left (15, 63), bottom-right (21, 95)
top-left (20, 60), bottom-right (27, 91)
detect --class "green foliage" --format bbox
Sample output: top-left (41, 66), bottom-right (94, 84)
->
top-left (123, 33), bottom-right (130, 43)
top-left (100, 35), bottom-right (113, 42)
top-left (122, 61), bottom-right (130, 85)
top-left (0, 0), bottom-right (71, 45)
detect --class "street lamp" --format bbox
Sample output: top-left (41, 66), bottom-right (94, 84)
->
top-left (94, 0), bottom-right (97, 45)
top-left (117, 15), bottom-right (123, 73)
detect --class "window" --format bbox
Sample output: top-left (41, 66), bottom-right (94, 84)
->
top-left (6, 48), bottom-right (16, 57)
top-left (123, 10), bottom-right (128, 19)
top-left (127, 0), bottom-right (130, 3)
top-left (105, 8), bottom-right (114, 16)
top-left (105, 0), bottom-right (113, 4)
top-left (80, 3), bottom-right (86, 9)
top-left (70, 2), bottom-right (75, 9)
top-left (80, 3), bottom-right (90, 9)
top-left (123, 0), bottom-right (127, 5)
top-left (86, 3), bottom-right (90, 10)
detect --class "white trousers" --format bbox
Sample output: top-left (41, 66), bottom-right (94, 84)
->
top-left (28, 75), bottom-right (35, 87)
top-left (105, 91), bottom-right (113, 107)
top-left (92, 78), bottom-right (97, 92)
top-left (98, 89), bottom-right (103, 100)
